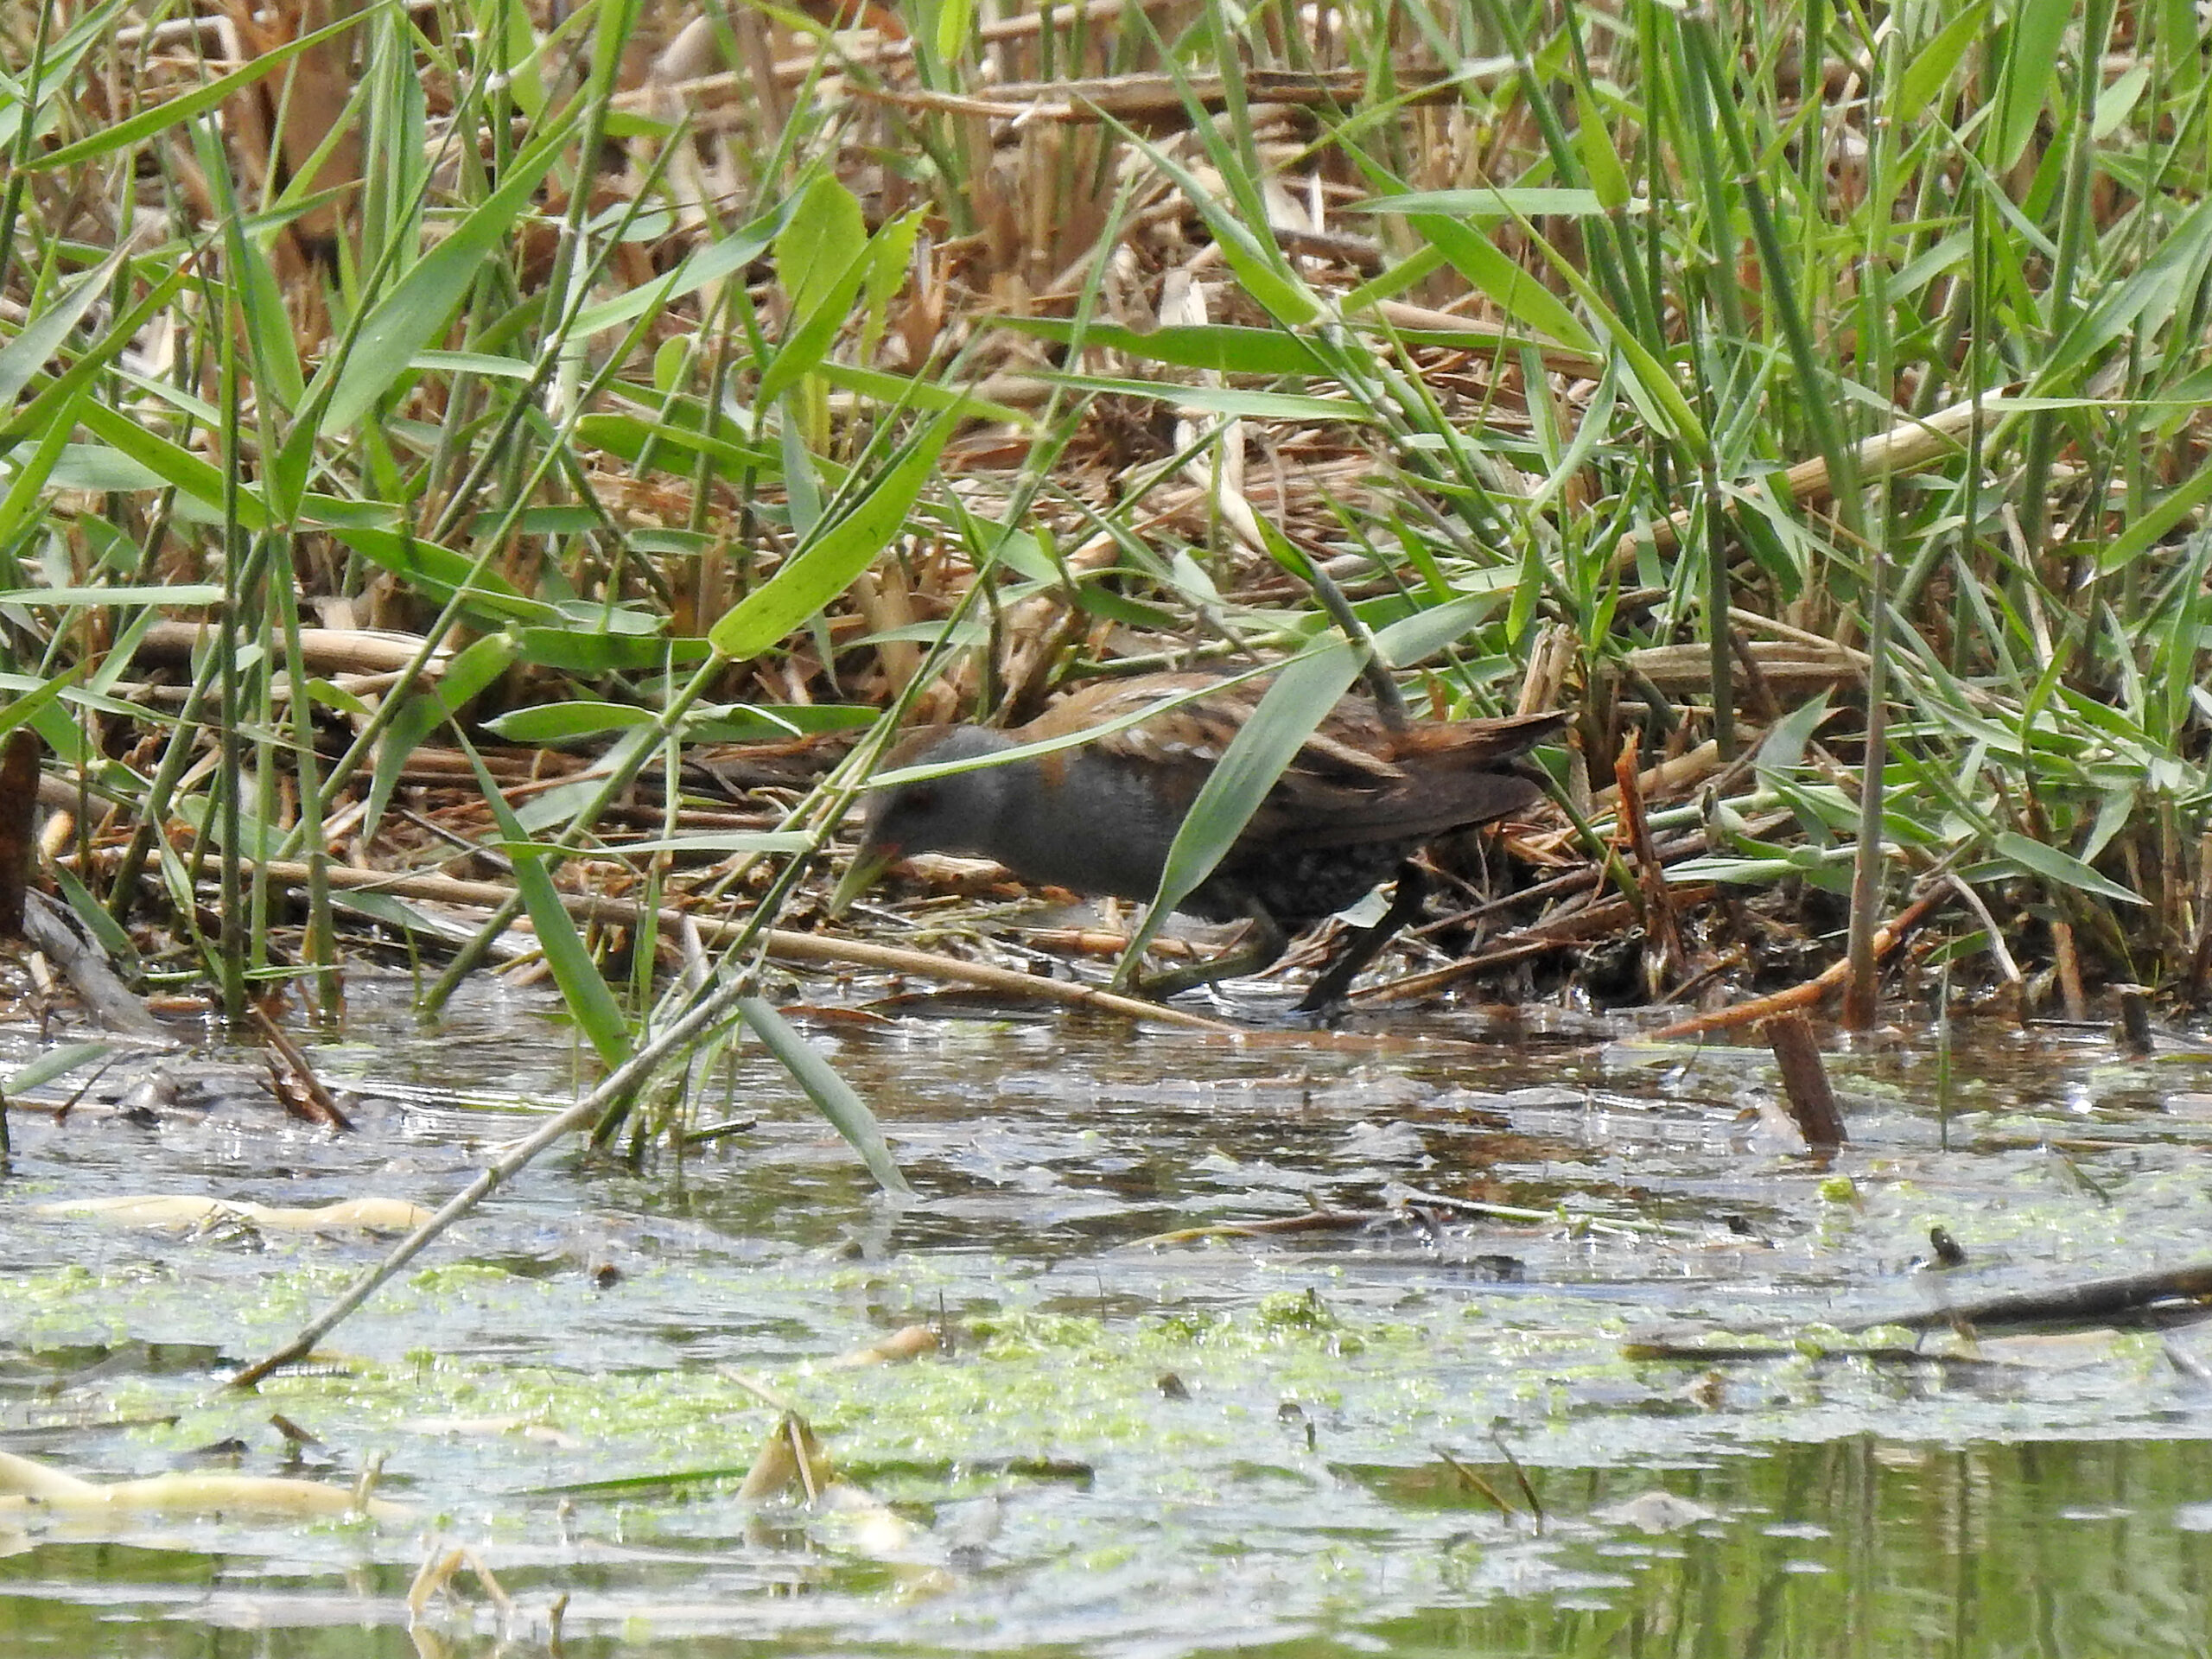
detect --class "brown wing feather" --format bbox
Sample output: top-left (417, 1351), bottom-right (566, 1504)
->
top-left (1022, 675), bottom-right (1561, 853)
top-left (1046, 673), bottom-right (1404, 783)
top-left (1244, 710), bottom-right (1563, 851)
top-left (1383, 710), bottom-right (1568, 766)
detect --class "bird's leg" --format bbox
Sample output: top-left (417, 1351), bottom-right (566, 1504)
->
top-left (1294, 861), bottom-right (1429, 1012)
top-left (1135, 895), bottom-right (1289, 1001)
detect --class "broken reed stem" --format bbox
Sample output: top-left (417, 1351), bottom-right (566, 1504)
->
top-left (1611, 733), bottom-right (1685, 991)
top-left (2115, 985), bottom-right (2154, 1056)
top-left (1612, 394), bottom-right (1995, 568)
top-left (2054, 919), bottom-right (2088, 1020)
top-left (228, 963), bottom-right (785, 1388)
top-left (228, 858), bottom-right (1242, 1035)
top-left (0, 730), bottom-right (38, 939)
top-left (1639, 881), bottom-right (1948, 1043)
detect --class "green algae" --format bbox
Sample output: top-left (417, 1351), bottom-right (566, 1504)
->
top-left (0, 1249), bottom-right (1642, 1490)
top-left (12, 1009), bottom-right (2212, 1653)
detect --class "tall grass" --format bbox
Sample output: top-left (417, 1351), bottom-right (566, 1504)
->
top-left (2, 0), bottom-right (2209, 1123)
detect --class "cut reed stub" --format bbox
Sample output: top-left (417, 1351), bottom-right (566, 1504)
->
top-left (1763, 1010), bottom-right (1847, 1153)
top-left (2114, 986), bottom-right (2155, 1057)
top-left (0, 728), bottom-right (38, 939)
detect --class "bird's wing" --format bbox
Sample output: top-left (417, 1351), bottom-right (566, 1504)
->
top-left (1040, 677), bottom-right (1560, 848)
top-left (1249, 710), bottom-right (1563, 849)
top-left (1058, 674), bottom-right (1402, 781)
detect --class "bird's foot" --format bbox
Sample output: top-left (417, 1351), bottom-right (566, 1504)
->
top-left (1291, 862), bottom-right (1429, 1014)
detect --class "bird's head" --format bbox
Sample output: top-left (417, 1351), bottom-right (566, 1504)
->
top-left (828, 727), bottom-right (1019, 914)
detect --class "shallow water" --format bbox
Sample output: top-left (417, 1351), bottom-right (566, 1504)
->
top-left (3, 975), bottom-right (2212, 1656)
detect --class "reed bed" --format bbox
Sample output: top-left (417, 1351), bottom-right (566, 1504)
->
top-left (3, 0), bottom-right (2209, 1138)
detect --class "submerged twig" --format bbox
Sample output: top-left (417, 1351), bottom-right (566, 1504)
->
top-left (252, 1007), bottom-right (354, 1132)
top-left (227, 969), bottom-right (800, 1388)
top-left (1433, 1446), bottom-right (1519, 1517)
top-left (1859, 1259), bottom-right (2212, 1333)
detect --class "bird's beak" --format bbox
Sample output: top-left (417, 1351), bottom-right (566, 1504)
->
top-left (827, 842), bottom-right (899, 918)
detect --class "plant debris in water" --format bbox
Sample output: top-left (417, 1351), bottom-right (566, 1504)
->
top-left (9, 0), bottom-right (2212, 1648)
top-left (2, 988), bottom-right (2212, 1649)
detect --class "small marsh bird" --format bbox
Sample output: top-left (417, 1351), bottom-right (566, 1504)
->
top-left (832, 674), bottom-right (1562, 1009)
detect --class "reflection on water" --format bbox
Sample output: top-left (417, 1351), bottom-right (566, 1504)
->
top-left (1335, 1439), bottom-right (2212, 1659)
top-left (4, 974), bottom-right (2212, 1656)
top-left (4, 1439), bottom-right (2212, 1657)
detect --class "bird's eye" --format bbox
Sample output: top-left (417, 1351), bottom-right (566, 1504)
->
top-left (904, 785), bottom-right (937, 813)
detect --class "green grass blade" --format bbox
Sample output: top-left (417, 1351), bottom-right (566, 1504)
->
top-left (1117, 636), bottom-right (1364, 982)
top-left (737, 997), bottom-right (911, 1195)
top-left (1991, 830), bottom-right (2145, 907)
top-left (708, 410), bottom-right (955, 660)
top-left (459, 733), bottom-right (633, 1066)
top-left (24, 11), bottom-right (363, 171)
top-left (313, 118), bottom-right (574, 435)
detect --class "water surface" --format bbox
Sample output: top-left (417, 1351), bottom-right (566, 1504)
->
top-left (3, 976), bottom-right (2209, 1656)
